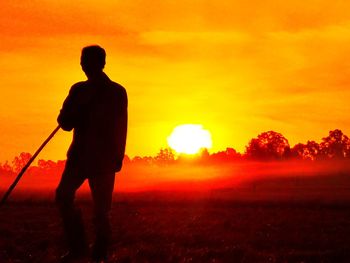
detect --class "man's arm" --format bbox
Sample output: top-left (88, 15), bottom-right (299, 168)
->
top-left (115, 88), bottom-right (128, 171)
top-left (57, 84), bottom-right (81, 131)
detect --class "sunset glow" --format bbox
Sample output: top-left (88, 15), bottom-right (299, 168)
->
top-left (0, 1), bottom-right (350, 162)
top-left (167, 125), bottom-right (212, 154)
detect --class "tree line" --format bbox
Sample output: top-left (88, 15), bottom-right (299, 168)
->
top-left (1, 129), bottom-right (349, 174)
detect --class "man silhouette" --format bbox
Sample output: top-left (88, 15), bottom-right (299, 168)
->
top-left (56, 45), bottom-right (127, 262)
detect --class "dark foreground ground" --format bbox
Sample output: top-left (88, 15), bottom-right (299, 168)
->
top-left (1, 193), bottom-right (350, 263)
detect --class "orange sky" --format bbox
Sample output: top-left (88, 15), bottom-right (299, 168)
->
top-left (1, 0), bottom-right (350, 162)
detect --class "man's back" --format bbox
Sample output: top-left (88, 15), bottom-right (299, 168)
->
top-left (58, 72), bottom-right (127, 173)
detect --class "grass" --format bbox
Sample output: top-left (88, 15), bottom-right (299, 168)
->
top-left (1, 193), bottom-right (350, 262)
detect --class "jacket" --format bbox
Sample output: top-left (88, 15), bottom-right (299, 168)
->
top-left (57, 73), bottom-right (127, 173)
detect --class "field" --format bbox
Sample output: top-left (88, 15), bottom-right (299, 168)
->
top-left (1, 191), bottom-right (350, 263)
top-left (1, 161), bottom-right (350, 262)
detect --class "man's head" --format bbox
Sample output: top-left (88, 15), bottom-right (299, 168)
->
top-left (80, 45), bottom-right (106, 77)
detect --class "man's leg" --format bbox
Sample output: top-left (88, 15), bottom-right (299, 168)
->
top-left (55, 161), bottom-right (87, 256)
top-left (88, 172), bottom-right (115, 261)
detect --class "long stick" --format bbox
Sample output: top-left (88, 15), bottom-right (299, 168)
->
top-left (0, 125), bottom-right (61, 206)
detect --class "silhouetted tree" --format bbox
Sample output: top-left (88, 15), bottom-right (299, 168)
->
top-left (319, 129), bottom-right (350, 159)
top-left (245, 131), bottom-right (290, 160)
top-left (0, 161), bottom-right (13, 173)
top-left (132, 156), bottom-right (154, 165)
top-left (154, 148), bottom-right (175, 165)
top-left (38, 159), bottom-right (56, 170)
top-left (291, 140), bottom-right (320, 161)
top-left (210, 148), bottom-right (241, 163)
top-left (12, 152), bottom-right (32, 173)
top-left (200, 148), bottom-right (210, 158)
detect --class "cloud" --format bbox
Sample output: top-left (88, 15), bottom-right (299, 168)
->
top-left (0, 1), bottom-right (133, 37)
top-left (140, 31), bottom-right (251, 45)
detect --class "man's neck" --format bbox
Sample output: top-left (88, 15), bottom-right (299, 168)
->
top-left (87, 71), bottom-right (105, 82)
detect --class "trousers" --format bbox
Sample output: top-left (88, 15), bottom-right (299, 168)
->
top-left (55, 159), bottom-right (115, 252)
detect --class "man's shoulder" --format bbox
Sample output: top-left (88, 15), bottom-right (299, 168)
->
top-left (67, 81), bottom-right (89, 96)
top-left (109, 81), bottom-right (127, 96)
top-left (71, 81), bottom-right (88, 91)
top-left (110, 81), bottom-right (126, 91)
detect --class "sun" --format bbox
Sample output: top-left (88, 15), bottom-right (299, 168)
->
top-left (167, 124), bottom-right (212, 154)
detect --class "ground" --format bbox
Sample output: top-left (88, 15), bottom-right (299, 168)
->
top-left (1, 192), bottom-right (350, 263)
